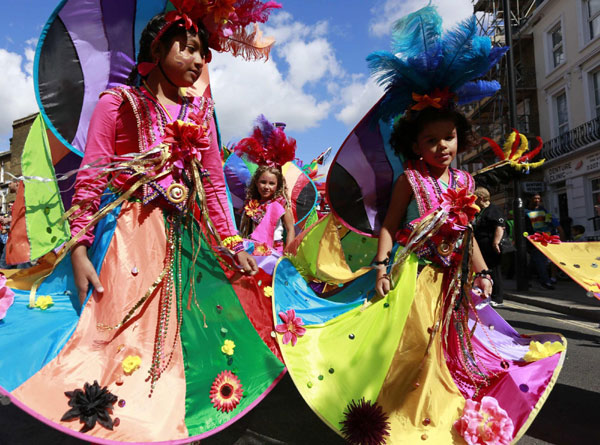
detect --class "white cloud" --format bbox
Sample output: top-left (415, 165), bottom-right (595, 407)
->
top-left (335, 76), bottom-right (385, 126)
top-left (210, 13), bottom-right (344, 144)
top-left (0, 41), bottom-right (38, 148)
top-left (210, 52), bottom-right (332, 144)
top-left (283, 38), bottom-right (342, 89)
top-left (369, 0), bottom-right (474, 37)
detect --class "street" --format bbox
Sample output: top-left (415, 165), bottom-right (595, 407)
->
top-left (1, 300), bottom-right (599, 445)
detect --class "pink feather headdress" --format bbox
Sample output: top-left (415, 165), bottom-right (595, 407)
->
top-left (233, 115), bottom-right (297, 167)
top-left (156, 0), bottom-right (281, 61)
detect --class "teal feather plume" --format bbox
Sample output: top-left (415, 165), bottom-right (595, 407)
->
top-left (391, 4), bottom-right (442, 63)
top-left (367, 5), bottom-right (507, 122)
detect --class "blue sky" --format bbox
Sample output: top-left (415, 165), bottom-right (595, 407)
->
top-left (0, 0), bottom-right (473, 163)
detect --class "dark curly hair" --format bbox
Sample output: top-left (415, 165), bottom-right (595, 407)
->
top-left (126, 13), bottom-right (210, 86)
top-left (389, 107), bottom-right (478, 160)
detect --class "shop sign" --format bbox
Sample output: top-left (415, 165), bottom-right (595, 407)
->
top-left (546, 151), bottom-right (600, 183)
top-left (522, 181), bottom-right (545, 193)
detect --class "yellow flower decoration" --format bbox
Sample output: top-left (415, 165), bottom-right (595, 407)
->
top-left (34, 295), bottom-right (54, 310)
top-left (221, 339), bottom-right (236, 356)
top-left (263, 286), bottom-right (274, 298)
top-left (523, 341), bottom-right (565, 362)
top-left (122, 355), bottom-right (142, 375)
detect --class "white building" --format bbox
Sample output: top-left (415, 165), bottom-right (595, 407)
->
top-left (524, 0), bottom-right (600, 239)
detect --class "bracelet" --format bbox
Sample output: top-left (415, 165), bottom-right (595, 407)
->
top-left (474, 271), bottom-right (494, 287)
top-left (223, 235), bottom-right (244, 254)
top-left (372, 257), bottom-right (390, 266)
top-left (377, 274), bottom-right (391, 282)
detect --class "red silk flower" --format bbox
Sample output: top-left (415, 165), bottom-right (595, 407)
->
top-left (528, 232), bottom-right (561, 247)
top-left (440, 188), bottom-right (480, 228)
top-left (163, 120), bottom-right (210, 170)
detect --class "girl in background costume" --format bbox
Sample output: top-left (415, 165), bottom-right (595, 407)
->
top-left (234, 115), bottom-right (297, 274)
top-left (240, 165), bottom-right (295, 257)
top-left (0, 2), bottom-right (285, 443)
top-left (271, 6), bottom-right (565, 444)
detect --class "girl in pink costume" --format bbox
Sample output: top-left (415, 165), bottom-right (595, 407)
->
top-left (0, 5), bottom-right (285, 444)
top-left (240, 165), bottom-right (295, 258)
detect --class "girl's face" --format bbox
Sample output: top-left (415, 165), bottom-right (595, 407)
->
top-left (257, 171), bottom-right (279, 200)
top-left (412, 119), bottom-right (458, 175)
top-left (157, 32), bottom-right (206, 87)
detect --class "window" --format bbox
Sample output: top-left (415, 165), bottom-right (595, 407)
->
top-left (585, 0), bottom-right (600, 40)
top-left (593, 71), bottom-right (600, 117)
top-left (592, 177), bottom-right (600, 217)
top-left (555, 92), bottom-right (569, 135)
top-left (549, 23), bottom-right (565, 68)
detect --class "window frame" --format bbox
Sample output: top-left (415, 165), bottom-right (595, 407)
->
top-left (584, 0), bottom-right (600, 42)
top-left (554, 90), bottom-right (570, 137)
top-left (545, 17), bottom-right (566, 74)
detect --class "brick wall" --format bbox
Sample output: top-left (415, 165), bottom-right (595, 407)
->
top-left (1, 113), bottom-right (38, 209)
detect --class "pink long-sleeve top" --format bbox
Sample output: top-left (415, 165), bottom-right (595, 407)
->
top-left (70, 87), bottom-right (237, 247)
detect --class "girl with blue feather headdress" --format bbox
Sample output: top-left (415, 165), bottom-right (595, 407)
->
top-left (270, 5), bottom-right (565, 444)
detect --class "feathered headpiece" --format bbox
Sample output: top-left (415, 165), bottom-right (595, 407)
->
top-left (233, 114), bottom-right (297, 167)
top-left (157, 0), bottom-right (281, 60)
top-left (367, 5), bottom-right (508, 122)
top-left (480, 130), bottom-right (545, 173)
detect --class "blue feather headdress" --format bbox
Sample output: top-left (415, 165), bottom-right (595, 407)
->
top-left (367, 5), bottom-right (508, 122)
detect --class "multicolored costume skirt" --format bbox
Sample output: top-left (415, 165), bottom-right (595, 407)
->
top-left (0, 198), bottom-right (284, 443)
top-left (272, 244), bottom-right (565, 444)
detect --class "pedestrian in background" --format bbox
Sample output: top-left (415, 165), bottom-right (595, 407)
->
top-left (525, 193), bottom-right (556, 290)
top-left (473, 186), bottom-right (506, 306)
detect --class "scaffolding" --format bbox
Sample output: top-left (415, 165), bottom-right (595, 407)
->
top-left (463, 0), bottom-right (541, 169)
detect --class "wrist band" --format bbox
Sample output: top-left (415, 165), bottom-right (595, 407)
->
top-left (474, 271), bottom-right (494, 287)
top-left (372, 257), bottom-right (390, 266)
top-left (223, 235), bottom-right (244, 254)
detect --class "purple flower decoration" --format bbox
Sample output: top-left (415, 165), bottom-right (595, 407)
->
top-left (340, 398), bottom-right (391, 445)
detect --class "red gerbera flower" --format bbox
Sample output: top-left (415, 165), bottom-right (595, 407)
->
top-left (209, 370), bottom-right (244, 413)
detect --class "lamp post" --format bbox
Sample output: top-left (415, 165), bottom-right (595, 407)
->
top-left (502, 0), bottom-right (529, 291)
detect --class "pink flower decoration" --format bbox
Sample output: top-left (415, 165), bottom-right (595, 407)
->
top-left (440, 188), bottom-right (480, 229)
top-left (0, 273), bottom-right (15, 320)
top-left (528, 232), bottom-right (561, 247)
top-left (275, 309), bottom-right (306, 346)
top-left (454, 397), bottom-right (514, 445)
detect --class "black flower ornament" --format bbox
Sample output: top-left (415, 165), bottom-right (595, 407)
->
top-left (61, 381), bottom-right (118, 432)
top-left (340, 397), bottom-right (391, 445)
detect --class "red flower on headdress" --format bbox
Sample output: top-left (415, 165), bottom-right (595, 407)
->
top-left (164, 120), bottom-right (210, 170)
top-left (207, 0), bottom-right (237, 24)
top-left (528, 232), bottom-right (561, 247)
top-left (411, 87), bottom-right (455, 111)
top-left (440, 188), bottom-right (480, 228)
top-left (167, 0), bottom-right (207, 32)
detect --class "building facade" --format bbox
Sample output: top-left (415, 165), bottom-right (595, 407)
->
top-left (525, 0), bottom-right (600, 239)
top-left (460, 0), bottom-right (600, 240)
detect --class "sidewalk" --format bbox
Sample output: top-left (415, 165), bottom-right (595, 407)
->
top-left (503, 277), bottom-right (600, 322)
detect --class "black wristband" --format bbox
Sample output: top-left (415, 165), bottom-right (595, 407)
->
top-left (372, 258), bottom-right (390, 266)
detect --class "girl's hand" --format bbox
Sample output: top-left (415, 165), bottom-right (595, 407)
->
top-left (71, 244), bottom-right (104, 305)
top-left (235, 251), bottom-right (259, 276)
top-left (375, 268), bottom-right (392, 296)
top-left (474, 275), bottom-right (493, 298)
